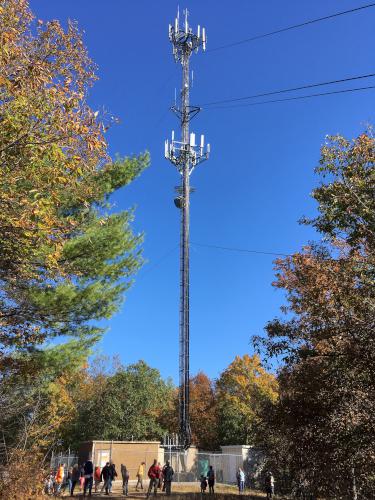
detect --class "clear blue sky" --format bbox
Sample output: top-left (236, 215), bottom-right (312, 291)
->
top-left (30, 1), bottom-right (374, 382)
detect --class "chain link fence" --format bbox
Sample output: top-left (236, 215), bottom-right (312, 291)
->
top-left (161, 449), bottom-right (264, 486)
top-left (50, 446), bottom-right (264, 487)
top-left (50, 450), bottom-right (78, 472)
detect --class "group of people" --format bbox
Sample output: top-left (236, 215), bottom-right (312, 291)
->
top-left (46, 458), bottom-right (174, 497)
top-left (200, 465), bottom-right (216, 494)
top-left (237, 468), bottom-right (274, 498)
top-left (47, 459), bottom-right (117, 496)
top-left (47, 458), bottom-right (275, 497)
top-left (123, 459), bottom-right (175, 497)
top-left (143, 459), bottom-right (175, 497)
top-left (200, 466), bottom-right (273, 498)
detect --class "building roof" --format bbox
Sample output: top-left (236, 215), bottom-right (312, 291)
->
top-left (81, 440), bottom-right (161, 444)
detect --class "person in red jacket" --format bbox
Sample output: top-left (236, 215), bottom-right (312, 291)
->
top-left (146, 459), bottom-right (161, 498)
top-left (94, 465), bottom-right (101, 493)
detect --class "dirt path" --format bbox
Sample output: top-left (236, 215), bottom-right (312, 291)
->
top-left (63, 480), bottom-right (268, 499)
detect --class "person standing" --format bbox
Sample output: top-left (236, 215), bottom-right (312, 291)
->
top-left (100, 462), bottom-right (111, 495)
top-left (162, 461), bottom-right (174, 496)
top-left (236, 467), bottom-right (245, 494)
top-left (66, 466), bottom-right (73, 496)
top-left (94, 465), bottom-right (101, 493)
top-left (146, 459), bottom-right (161, 498)
top-left (71, 464), bottom-right (81, 496)
top-left (108, 462), bottom-right (117, 493)
top-left (136, 461), bottom-right (146, 491)
top-left (157, 462), bottom-right (163, 489)
top-left (121, 464), bottom-right (130, 496)
top-left (265, 471), bottom-right (275, 499)
top-left (45, 471), bottom-right (54, 495)
top-left (83, 458), bottom-right (94, 497)
top-left (54, 463), bottom-right (65, 495)
top-left (79, 464), bottom-right (85, 491)
top-left (207, 465), bottom-right (215, 494)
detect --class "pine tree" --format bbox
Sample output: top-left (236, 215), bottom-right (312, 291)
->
top-left (0, 0), bottom-right (149, 371)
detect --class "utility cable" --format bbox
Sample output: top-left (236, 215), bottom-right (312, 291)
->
top-left (191, 242), bottom-right (290, 257)
top-left (203, 84), bottom-right (375, 110)
top-left (191, 243), bottom-right (370, 264)
top-left (137, 245), bottom-right (178, 281)
top-left (208, 3), bottom-right (375, 52)
top-left (201, 72), bottom-right (375, 106)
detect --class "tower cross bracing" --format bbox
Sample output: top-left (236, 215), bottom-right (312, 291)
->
top-left (165, 8), bottom-right (210, 449)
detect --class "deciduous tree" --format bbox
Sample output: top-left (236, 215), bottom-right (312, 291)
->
top-left (216, 354), bottom-right (278, 445)
top-left (64, 360), bottom-right (175, 446)
top-left (0, 1), bottom-right (149, 495)
top-left (189, 372), bottom-right (219, 450)
top-left (255, 132), bottom-right (375, 498)
top-left (0, 0), bottom-right (149, 370)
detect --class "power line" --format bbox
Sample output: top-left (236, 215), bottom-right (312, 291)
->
top-left (204, 84), bottom-right (375, 110)
top-left (137, 245), bottom-right (178, 281)
top-left (208, 3), bottom-right (375, 52)
top-left (192, 242), bottom-right (370, 264)
top-left (201, 72), bottom-right (375, 107)
top-left (192, 242), bottom-right (291, 257)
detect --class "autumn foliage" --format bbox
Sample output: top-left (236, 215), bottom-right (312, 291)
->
top-left (216, 355), bottom-right (278, 446)
top-left (1, 2), bottom-right (374, 499)
top-left (0, 0), bottom-right (105, 278)
top-left (255, 132), bottom-right (375, 498)
top-left (0, 0), bottom-right (148, 369)
top-left (0, 0), bottom-right (148, 497)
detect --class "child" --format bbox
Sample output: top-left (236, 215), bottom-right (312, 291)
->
top-left (200, 475), bottom-right (208, 493)
top-left (44, 471), bottom-right (54, 495)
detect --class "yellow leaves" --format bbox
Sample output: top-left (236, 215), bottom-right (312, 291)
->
top-left (57, 176), bottom-right (68, 184)
top-left (0, 0), bottom-right (112, 281)
top-left (1, 31), bottom-right (15, 43)
top-left (217, 354), bottom-right (279, 411)
top-left (44, 377), bottom-right (77, 434)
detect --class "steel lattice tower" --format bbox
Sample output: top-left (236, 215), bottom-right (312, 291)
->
top-left (165, 8), bottom-right (210, 449)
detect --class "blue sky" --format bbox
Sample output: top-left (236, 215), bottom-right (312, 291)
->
top-left (30, 1), bottom-right (375, 382)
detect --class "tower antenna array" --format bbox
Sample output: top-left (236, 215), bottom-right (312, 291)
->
top-left (165, 9), bottom-right (210, 449)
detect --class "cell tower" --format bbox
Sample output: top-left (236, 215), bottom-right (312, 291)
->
top-left (165, 8), bottom-right (210, 449)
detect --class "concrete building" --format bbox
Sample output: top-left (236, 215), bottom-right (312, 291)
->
top-left (77, 441), bottom-right (263, 486)
top-left (79, 440), bottom-right (163, 479)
